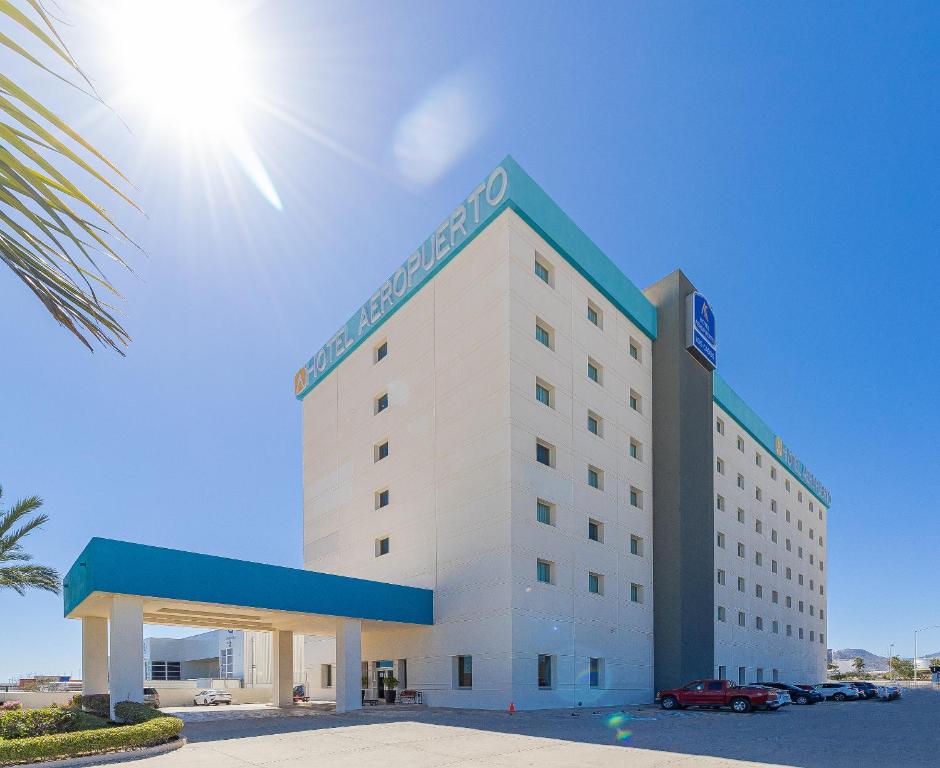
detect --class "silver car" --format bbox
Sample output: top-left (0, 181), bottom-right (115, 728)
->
top-left (193, 689), bottom-right (233, 705)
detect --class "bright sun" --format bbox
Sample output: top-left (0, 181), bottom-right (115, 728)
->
top-left (105, 0), bottom-right (282, 209)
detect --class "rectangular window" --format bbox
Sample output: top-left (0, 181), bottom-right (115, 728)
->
top-left (376, 537), bottom-right (390, 557)
top-left (737, 436), bottom-right (745, 452)
top-left (537, 559), bottom-right (553, 584)
top-left (717, 531), bottom-right (726, 548)
top-left (630, 486), bottom-right (642, 508)
top-left (756, 616), bottom-right (764, 631)
top-left (737, 508), bottom-right (745, 524)
top-left (771, 499), bottom-right (777, 513)
top-left (589, 657), bottom-right (603, 688)
top-left (534, 256), bottom-right (551, 284)
top-left (375, 392), bottom-right (389, 413)
top-left (772, 621), bottom-right (779, 634)
top-left (771, 466), bottom-right (777, 480)
top-left (716, 418), bottom-right (725, 435)
top-left (536, 440), bottom-right (554, 467)
top-left (716, 457), bottom-right (725, 474)
top-left (737, 473), bottom-right (744, 489)
top-left (629, 438), bottom-right (642, 460)
top-left (629, 390), bottom-right (641, 412)
top-left (456, 655), bottom-right (473, 689)
top-left (786, 567), bottom-right (792, 580)
top-left (538, 654), bottom-right (554, 689)
top-left (630, 583), bottom-right (643, 603)
top-left (587, 411), bottom-right (601, 436)
top-left (717, 495), bottom-right (725, 511)
top-left (536, 499), bottom-right (554, 526)
top-left (374, 441), bottom-right (389, 462)
top-left (772, 559), bottom-right (778, 573)
top-left (755, 584), bottom-right (763, 598)
top-left (717, 568), bottom-right (726, 585)
top-left (755, 551), bottom-right (763, 566)
top-left (535, 320), bottom-right (553, 349)
top-left (737, 542), bottom-right (745, 558)
top-left (320, 664), bottom-right (333, 688)
top-left (535, 379), bottom-right (553, 407)
top-left (588, 518), bottom-right (603, 542)
top-left (717, 605), bottom-right (726, 622)
top-left (588, 572), bottom-right (603, 594)
top-left (588, 466), bottom-right (603, 490)
top-left (587, 301), bottom-right (602, 328)
top-left (738, 612), bottom-right (746, 627)
top-left (375, 489), bottom-right (390, 509)
top-left (755, 453), bottom-right (762, 467)
top-left (787, 624), bottom-right (792, 637)
top-left (772, 529), bottom-right (778, 543)
top-left (772, 590), bottom-right (779, 603)
top-left (737, 576), bottom-right (745, 592)
top-left (756, 487), bottom-right (762, 501)
top-left (799, 628), bottom-right (804, 639)
top-left (738, 667), bottom-right (747, 686)
top-left (630, 535), bottom-right (644, 556)
top-left (374, 340), bottom-right (388, 363)
top-left (587, 358), bottom-right (602, 384)
top-left (629, 339), bottom-right (640, 361)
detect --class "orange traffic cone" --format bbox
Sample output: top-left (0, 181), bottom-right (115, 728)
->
top-left (508, 702), bottom-right (515, 714)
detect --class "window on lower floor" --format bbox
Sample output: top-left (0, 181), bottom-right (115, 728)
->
top-left (588, 572), bottom-right (603, 595)
top-left (773, 668), bottom-right (779, 682)
top-left (630, 583), bottom-right (643, 603)
top-left (717, 605), bottom-right (726, 622)
top-left (630, 534), bottom-right (644, 556)
top-left (149, 661), bottom-right (181, 681)
top-left (630, 486), bottom-right (642, 508)
top-left (538, 654), bottom-right (554, 689)
top-left (755, 616), bottom-right (764, 631)
top-left (535, 319), bottom-right (554, 348)
top-left (587, 358), bottom-right (602, 384)
top-left (629, 438), bottom-right (642, 460)
top-left (536, 499), bottom-right (555, 526)
top-left (717, 568), bottom-right (726, 585)
top-left (737, 576), bottom-right (745, 593)
top-left (536, 440), bottom-right (554, 467)
top-left (589, 657), bottom-right (604, 688)
top-left (772, 620), bottom-right (779, 634)
top-left (738, 667), bottom-right (746, 685)
top-left (455, 655), bottom-right (473, 689)
top-left (738, 611), bottom-right (746, 627)
top-left (718, 665), bottom-right (727, 680)
top-left (537, 559), bottom-right (553, 584)
top-left (588, 466), bottom-right (603, 490)
top-left (629, 390), bottom-right (642, 413)
top-left (587, 410), bottom-right (601, 436)
top-left (588, 518), bottom-right (603, 542)
top-left (535, 379), bottom-right (553, 408)
top-left (321, 664), bottom-right (333, 688)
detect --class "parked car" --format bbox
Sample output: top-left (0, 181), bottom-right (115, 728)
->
top-left (845, 681), bottom-right (878, 699)
top-left (657, 679), bottom-right (782, 713)
top-left (143, 687), bottom-right (161, 708)
top-left (748, 685), bottom-right (790, 708)
top-left (193, 689), bottom-right (233, 706)
top-left (754, 682), bottom-right (822, 704)
top-left (814, 683), bottom-right (861, 701)
top-left (877, 684), bottom-right (901, 700)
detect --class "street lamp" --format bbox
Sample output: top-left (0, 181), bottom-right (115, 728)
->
top-left (913, 625), bottom-right (940, 685)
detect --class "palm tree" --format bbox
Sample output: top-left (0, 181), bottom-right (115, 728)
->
top-left (0, 486), bottom-right (60, 595)
top-left (1, 1), bottom-right (137, 353)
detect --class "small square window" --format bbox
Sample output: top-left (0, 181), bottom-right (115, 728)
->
top-left (588, 572), bottom-right (603, 594)
top-left (630, 486), bottom-right (642, 508)
top-left (376, 537), bottom-right (390, 557)
top-left (375, 441), bottom-right (389, 462)
top-left (587, 301), bottom-right (602, 328)
top-left (375, 489), bottom-right (390, 509)
top-left (630, 535), bottom-right (643, 556)
top-left (535, 319), bottom-right (554, 349)
top-left (375, 392), bottom-right (389, 414)
top-left (537, 559), bottom-right (553, 584)
top-left (587, 358), bottom-right (602, 384)
top-left (588, 518), bottom-right (603, 542)
top-left (588, 466), bottom-right (604, 490)
top-left (629, 390), bottom-right (642, 413)
top-left (536, 499), bottom-right (554, 526)
top-left (630, 583), bottom-right (643, 603)
top-left (535, 253), bottom-right (554, 285)
top-left (629, 438), bottom-right (642, 460)
top-left (374, 340), bottom-right (388, 363)
top-left (629, 338), bottom-right (641, 362)
top-left (717, 605), bottom-right (726, 621)
top-left (587, 410), bottom-right (601, 436)
top-left (535, 379), bottom-right (553, 407)
top-left (536, 440), bottom-right (554, 467)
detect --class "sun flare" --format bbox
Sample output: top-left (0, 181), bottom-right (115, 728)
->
top-left (105, 0), bottom-right (282, 209)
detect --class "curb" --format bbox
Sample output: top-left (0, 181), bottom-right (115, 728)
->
top-left (8, 737), bottom-right (187, 768)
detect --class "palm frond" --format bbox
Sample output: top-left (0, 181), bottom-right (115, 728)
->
top-left (0, 564), bottom-right (61, 595)
top-left (0, 487), bottom-right (61, 595)
top-left (1, 0), bottom-right (138, 353)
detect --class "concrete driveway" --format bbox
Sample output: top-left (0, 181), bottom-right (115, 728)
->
top-left (131, 686), bottom-right (939, 768)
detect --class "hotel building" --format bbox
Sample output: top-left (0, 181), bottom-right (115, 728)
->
top-left (297, 157), bottom-right (830, 708)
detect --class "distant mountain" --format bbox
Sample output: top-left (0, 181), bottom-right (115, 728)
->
top-left (831, 649), bottom-right (888, 666)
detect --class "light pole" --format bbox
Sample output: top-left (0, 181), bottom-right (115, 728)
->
top-left (913, 625), bottom-right (940, 686)
top-left (887, 644), bottom-right (894, 681)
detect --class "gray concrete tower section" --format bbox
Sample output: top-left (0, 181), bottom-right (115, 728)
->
top-left (644, 270), bottom-right (715, 692)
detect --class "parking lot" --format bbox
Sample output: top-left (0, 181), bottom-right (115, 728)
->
top-left (132, 686), bottom-right (939, 768)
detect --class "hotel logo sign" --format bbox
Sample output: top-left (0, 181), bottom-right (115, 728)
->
top-left (686, 291), bottom-right (717, 370)
top-left (775, 435), bottom-right (831, 506)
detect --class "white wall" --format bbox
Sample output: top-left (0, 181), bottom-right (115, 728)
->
top-left (713, 404), bottom-right (828, 683)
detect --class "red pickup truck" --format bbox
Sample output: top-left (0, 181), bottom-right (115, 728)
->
top-left (656, 679), bottom-right (782, 713)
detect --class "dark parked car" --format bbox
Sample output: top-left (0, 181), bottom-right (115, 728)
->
top-left (755, 682), bottom-right (823, 704)
top-left (143, 687), bottom-right (161, 708)
top-left (845, 681), bottom-right (878, 699)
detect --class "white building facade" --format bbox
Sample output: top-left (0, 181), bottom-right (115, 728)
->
top-left (297, 157), bottom-right (829, 707)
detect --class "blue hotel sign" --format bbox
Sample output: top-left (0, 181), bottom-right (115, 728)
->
top-left (686, 291), bottom-right (717, 370)
top-left (294, 165), bottom-right (510, 398)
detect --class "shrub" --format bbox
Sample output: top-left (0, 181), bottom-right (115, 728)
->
top-left (0, 707), bottom-right (182, 766)
top-left (77, 694), bottom-right (109, 718)
top-left (112, 702), bottom-right (163, 725)
top-left (0, 707), bottom-right (77, 739)
top-left (0, 703), bottom-right (20, 712)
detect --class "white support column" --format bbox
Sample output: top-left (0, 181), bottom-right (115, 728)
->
top-left (335, 618), bottom-right (362, 713)
top-left (108, 596), bottom-right (144, 720)
top-left (81, 617), bottom-right (108, 696)
top-left (271, 630), bottom-right (294, 707)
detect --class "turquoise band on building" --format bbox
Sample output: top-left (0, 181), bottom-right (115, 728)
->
top-left (295, 155), bottom-right (658, 401)
top-left (713, 373), bottom-right (831, 507)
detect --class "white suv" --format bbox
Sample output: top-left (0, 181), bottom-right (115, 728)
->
top-left (814, 683), bottom-right (860, 701)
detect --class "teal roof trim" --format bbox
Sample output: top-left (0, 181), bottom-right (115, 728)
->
top-left (295, 155), bottom-right (656, 400)
top-left (713, 373), bottom-right (831, 507)
top-left (63, 538), bottom-right (434, 625)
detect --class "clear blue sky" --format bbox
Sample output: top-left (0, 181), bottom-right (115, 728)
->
top-left (2, 1), bottom-right (938, 681)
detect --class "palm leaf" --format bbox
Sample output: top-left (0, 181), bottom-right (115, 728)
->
top-left (0, 0), bottom-right (138, 353)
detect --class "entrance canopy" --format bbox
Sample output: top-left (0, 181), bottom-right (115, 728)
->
top-left (64, 538), bottom-right (433, 635)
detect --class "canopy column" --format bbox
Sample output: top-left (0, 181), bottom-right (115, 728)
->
top-left (109, 595), bottom-right (144, 719)
top-left (271, 629), bottom-right (294, 707)
top-left (335, 618), bottom-right (362, 713)
top-left (81, 617), bottom-right (108, 696)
